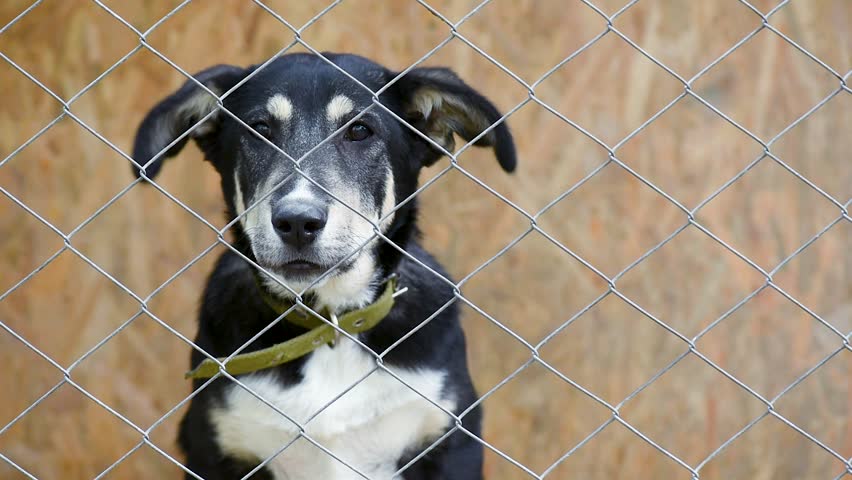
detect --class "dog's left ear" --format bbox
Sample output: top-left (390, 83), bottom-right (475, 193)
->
top-left (392, 67), bottom-right (516, 172)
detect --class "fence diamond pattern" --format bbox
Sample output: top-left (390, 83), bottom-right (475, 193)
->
top-left (0, 0), bottom-right (850, 479)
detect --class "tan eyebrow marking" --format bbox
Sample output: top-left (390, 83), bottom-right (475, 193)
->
top-left (266, 94), bottom-right (293, 122)
top-left (326, 95), bottom-right (355, 123)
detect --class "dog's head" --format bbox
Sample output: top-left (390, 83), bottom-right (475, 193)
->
top-left (132, 53), bottom-right (515, 310)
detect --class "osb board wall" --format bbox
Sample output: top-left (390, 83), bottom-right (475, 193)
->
top-left (0, 1), bottom-right (849, 478)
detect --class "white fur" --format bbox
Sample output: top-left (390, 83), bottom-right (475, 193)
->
top-left (243, 158), bottom-right (394, 312)
top-left (314, 253), bottom-right (376, 309)
top-left (233, 170), bottom-right (246, 227)
top-left (324, 184), bottom-right (373, 252)
top-left (211, 339), bottom-right (455, 480)
top-left (184, 90), bottom-right (221, 137)
top-left (245, 170), bottom-right (380, 312)
top-left (409, 88), bottom-right (489, 150)
top-left (265, 252), bottom-right (378, 311)
top-left (326, 95), bottom-right (355, 123)
top-left (379, 168), bottom-right (396, 231)
top-left (259, 253), bottom-right (377, 313)
top-left (280, 177), bottom-right (316, 204)
top-left (152, 90), bottom-right (220, 154)
top-left (267, 94), bottom-right (294, 122)
top-left (411, 88), bottom-right (442, 121)
top-left (244, 174), bottom-right (276, 256)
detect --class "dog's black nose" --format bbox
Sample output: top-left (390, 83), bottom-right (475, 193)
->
top-left (272, 203), bottom-right (328, 248)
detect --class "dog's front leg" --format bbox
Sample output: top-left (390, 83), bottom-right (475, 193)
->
top-left (401, 425), bottom-right (484, 480)
top-left (178, 390), bottom-right (274, 480)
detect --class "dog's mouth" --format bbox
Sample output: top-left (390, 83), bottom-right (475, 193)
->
top-left (277, 260), bottom-right (327, 277)
top-left (268, 257), bottom-right (354, 280)
top-left (253, 244), bottom-right (360, 282)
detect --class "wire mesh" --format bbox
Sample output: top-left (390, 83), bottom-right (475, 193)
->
top-left (0, 0), bottom-right (849, 479)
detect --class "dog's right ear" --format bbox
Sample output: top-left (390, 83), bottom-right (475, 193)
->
top-left (131, 64), bottom-right (249, 179)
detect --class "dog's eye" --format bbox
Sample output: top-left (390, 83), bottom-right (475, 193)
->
top-left (345, 123), bottom-right (373, 142)
top-left (250, 121), bottom-right (272, 138)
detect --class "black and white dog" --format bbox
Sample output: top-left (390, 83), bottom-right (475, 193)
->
top-left (132, 53), bottom-right (515, 479)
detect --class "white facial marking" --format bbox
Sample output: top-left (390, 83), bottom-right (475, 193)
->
top-left (266, 94), bottom-right (293, 122)
top-left (233, 171), bottom-right (246, 227)
top-left (243, 173), bottom-right (278, 261)
top-left (243, 161), bottom-right (390, 312)
top-left (281, 177), bottom-right (315, 204)
top-left (379, 168), bottom-right (396, 231)
top-left (326, 95), bottom-right (355, 123)
top-left (210, 341), bottom-right (455, 480)
top-left (260, 194), bottom-right (378, 313)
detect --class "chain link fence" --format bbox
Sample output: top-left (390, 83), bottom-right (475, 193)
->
top-left (0, 1), bottom-right (850, 478)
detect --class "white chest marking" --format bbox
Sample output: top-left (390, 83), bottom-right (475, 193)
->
top-left (210, 339), bottom-right (455, 480)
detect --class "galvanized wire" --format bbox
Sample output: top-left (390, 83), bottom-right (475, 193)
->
top-left (0, 0), bottom-right (849, 479)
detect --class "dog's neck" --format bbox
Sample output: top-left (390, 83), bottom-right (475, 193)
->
top-left (375, 200), bottom-right (419, 276)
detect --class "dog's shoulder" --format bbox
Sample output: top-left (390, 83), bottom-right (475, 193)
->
top-left (198, 252), bottom-right (262, 336)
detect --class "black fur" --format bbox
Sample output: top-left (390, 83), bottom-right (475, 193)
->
top-left (132, 53), bottom-right (516, 479)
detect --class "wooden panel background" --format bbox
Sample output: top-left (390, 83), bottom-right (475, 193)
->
top-left (0, 1), bottom-right (849, 478)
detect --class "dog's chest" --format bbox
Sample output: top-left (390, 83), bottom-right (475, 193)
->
top-left (210, 340), bottom-right (455, 480)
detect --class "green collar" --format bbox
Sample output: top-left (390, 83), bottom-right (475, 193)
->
top-left (185, 278), bottom-right (398, 380)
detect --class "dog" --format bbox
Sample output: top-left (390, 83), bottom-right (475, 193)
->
top-left (132, 52), bottom-right (516, 480)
